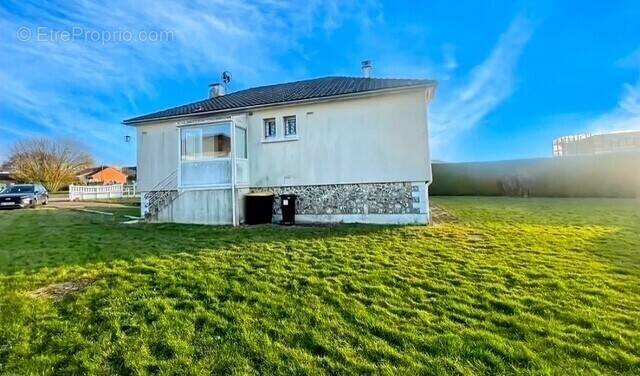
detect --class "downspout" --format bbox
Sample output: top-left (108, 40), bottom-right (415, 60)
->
top-left (425, 85), bottom-right (437, 224)
top-left (230, 121), bottom-right (237, 226)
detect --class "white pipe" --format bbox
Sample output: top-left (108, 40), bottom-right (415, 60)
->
top-left (424, 86), bottom-right (437, 225)
top-left (230, 121), bottom-right (237, 226)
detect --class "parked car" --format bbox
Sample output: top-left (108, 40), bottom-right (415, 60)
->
top-left (0, 184), bottom-right (49, 209)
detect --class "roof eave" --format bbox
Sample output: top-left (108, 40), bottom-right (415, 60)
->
top-left (122, 82), bottom-right (436, 126)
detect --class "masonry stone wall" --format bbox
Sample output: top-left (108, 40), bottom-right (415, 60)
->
top-left (250, 182), bottom-right (421, 216)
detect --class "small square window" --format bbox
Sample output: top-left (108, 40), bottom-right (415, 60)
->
top-left (264, 118), bottom-right (276, 138)
top-left (284, 116), bottom-right (297, 137)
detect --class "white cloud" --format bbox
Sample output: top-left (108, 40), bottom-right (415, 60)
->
top-left (429, 16), bottom-right (534, 158)
top-left (0, 0), bottom-right (377, 164)
top-left (585, 82), bottom-right (640, 134)
top-left (584, 49), bottom-right (640, 133)
top-left (558, 50), bottom-right (640, 136)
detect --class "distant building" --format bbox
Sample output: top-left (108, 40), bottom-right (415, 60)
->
top-left (77, 166), bottom-right (128, 185)
top-left (0, 163), bottom-right (16, 189)
top-left (553, 130), bottom-right (640, 157)
top-left (0, 172), bottom-right (15, 189)
top-left (121, 166), bottom-right (137, 183)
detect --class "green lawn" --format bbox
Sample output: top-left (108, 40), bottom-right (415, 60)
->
top-left (0, 198), bottom-right (639, 375)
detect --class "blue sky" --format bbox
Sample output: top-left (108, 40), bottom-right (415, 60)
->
top-left (1, 1), bottom-right (639, 165)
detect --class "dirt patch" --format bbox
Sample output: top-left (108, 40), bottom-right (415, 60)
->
top-left (30, 277), bottom-right (97, 300)
top-left (430, 204), bottom-right (457, 224)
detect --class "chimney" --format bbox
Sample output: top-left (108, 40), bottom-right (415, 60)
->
top-left (208, 83), bottom-right (225, 98)
top-left (361, 60), bottom-right (372, 78)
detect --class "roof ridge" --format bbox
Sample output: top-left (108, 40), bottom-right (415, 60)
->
top-left (230, 75), bottom-right (431, 94)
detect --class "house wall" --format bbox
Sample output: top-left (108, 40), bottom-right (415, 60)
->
top-left (90, 167), bottom-right (127, 185)
top-left (250, 181), bottom-right (429, 224)
top-left (136, 120), bottom-right (180, 192)
top-left (154, 189), bottom-right (233, 224)
top-left (247, 88), bottom-right (430, 187)
top-left (134, 88), bottom-right (432, 225)
top-left (136, 89), bottom-right (430, 192)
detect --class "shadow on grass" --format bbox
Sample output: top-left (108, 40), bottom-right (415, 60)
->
top-left (0, 208), bottom-right (397, 275)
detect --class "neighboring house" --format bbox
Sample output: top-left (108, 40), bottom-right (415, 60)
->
top-left (77, 166), bottom-right (128, 185)
top-left (553, 130), bottom-right (640, 156)
top-left (0, 171), bottom-right (16, 190)
top-left (124, 64), bottom-right (437, 225)
top-left (0, 163), bottom-right (16, 189)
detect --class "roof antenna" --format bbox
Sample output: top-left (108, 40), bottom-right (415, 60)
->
top-left (222, 71), bottom-right (232, 92)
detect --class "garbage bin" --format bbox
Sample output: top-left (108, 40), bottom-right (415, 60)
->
top-left (244, 192), bottom-right (274, 225)
top-left (280, 194), bottom-right (297, 225)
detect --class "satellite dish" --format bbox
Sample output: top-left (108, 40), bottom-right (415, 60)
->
top-left (222, 71), bottom-right (232, 84)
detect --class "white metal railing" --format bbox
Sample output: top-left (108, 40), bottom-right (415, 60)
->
top-left (143, 171), bottom-right (178, 219)
top-left (69, 184), bottom-right (124, 201)
top-left (123, 183), bottom-right (138, 197)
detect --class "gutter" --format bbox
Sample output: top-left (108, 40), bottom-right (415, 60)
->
top-left (122, 83), bottom-right (436, 126)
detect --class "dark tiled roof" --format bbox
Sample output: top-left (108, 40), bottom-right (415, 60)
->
top-left (0, 172), bottom-right (16, 182)
top-left (77, 166), bottom-right (111, 177)
top-left (123, 76), bottom-right (435, 124)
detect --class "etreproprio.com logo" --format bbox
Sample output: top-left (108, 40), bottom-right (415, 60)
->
top-left (16, 26), bottom-right (174, 44)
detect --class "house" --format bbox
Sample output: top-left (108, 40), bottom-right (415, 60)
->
top-left (0, 162), bottom-right (16, 189)
top-left (124, 63), bottom-right (437, 225)
top-left (77, 166), bottom-right (128, 185)
top-left (0, 172), bottom-right (15, 190)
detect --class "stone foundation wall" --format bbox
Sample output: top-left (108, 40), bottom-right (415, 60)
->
top-left (250, 182), bottom-right (424, 215)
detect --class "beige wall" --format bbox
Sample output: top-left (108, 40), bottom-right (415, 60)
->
top-left (247, 88), bottom-right (430, 187)
top-left (136, 120), bottom-right (178, 191)
top-left (135, 88), bottom-right (431, 191)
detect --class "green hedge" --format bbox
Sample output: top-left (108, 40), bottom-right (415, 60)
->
top-left (431, 152), bottom-right (640, 198)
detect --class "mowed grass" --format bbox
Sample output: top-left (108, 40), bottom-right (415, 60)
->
top-left (0, 198), bottom-right (639, 375)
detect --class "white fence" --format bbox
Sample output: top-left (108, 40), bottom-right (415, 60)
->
top-left (69, 184), bottom-right (137, 201)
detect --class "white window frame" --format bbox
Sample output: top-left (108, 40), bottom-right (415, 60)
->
top-left (264, 118), bottom-right (277, 139)
top-left (283, 115), bottom-right (297, 138)
top-left (234, 124), bottom-right (249, 187)
top-left (261, 115), bottom-right (299, 143)
top-left (178, 120), bottom-right (233, 190)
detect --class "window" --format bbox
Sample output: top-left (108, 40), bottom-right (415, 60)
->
top-left (264, 118), bottom-right (276, 138)
top-left (284, 116), bottom-right (297, 137)
top-left (235, 127), bottom-right (247, 159)
top-left (181, 123), bottom-right (231, 161)
top-left (203, 126), bottom-right (231, 158)
top-left (180, 122), bottom-right (232, 187)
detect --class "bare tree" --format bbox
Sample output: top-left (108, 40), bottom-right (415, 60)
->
top-left (8, 138), bottom-right (94, 192)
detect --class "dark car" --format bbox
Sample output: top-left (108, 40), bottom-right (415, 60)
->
top-left (0, 184), bottom-right (49, 209)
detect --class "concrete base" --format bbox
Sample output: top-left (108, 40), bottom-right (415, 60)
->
top-left (155, 189), bottom-right (233, 225)
top-left (273, 213), bottom-right (429, 225)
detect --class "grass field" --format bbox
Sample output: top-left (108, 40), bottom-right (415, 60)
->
top-left (0, 198), bottom-right (639, 375)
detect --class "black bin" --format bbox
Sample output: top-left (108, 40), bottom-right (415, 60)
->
top-left (244, 193), bottom-right (274, 225)
top-left (280, 194), bottom-right (297, 225)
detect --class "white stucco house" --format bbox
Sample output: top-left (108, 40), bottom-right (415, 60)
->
top-left (123, 64), bottom-right (437, 225)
